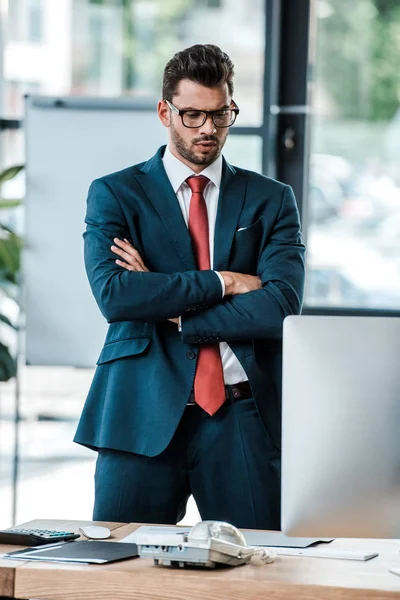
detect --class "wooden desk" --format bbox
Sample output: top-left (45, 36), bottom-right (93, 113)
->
top-left (1, 519), bottom-right (400, 599)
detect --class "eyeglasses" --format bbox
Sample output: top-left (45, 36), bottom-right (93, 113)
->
top-left (165, 99), bottom-right (239, 128)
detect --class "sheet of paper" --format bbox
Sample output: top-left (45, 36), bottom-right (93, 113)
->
top-left (243, 531), bottom-right (334, 548)
top-left (119, 526), bottom-right (189, 544)
top-left (270, 547), bottom-right (378, 561)
top-left (120, 525), bottom-right (333, 549)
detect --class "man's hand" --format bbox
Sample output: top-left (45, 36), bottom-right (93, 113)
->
top-left (111, 238), bottom-right (149, 271)
top-left (219, 271), bottom-right (262, 295)
top-left (111, 238), bottom-right (178, 325)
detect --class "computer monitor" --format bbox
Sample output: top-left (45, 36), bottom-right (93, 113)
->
top-left (281, 315), bottom-right (400, 538)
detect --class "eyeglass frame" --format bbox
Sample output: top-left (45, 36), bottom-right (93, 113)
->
top-left (164, 99), bottom-right (240, 128)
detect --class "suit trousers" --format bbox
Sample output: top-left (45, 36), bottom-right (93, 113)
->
top-left (93, 393), bottom-right (281, 530)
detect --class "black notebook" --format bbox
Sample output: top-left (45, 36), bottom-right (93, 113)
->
top-left (4, 540), bottom-right (139, 564)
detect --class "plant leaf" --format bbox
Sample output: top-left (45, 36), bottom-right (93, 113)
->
top-left (0, 313), bottom-right (18, 329)
top-left (0, 230), bottom-right (21, 284)
top-left (0, 165), bottom-right (24, 185)
top-left (0, 223), bottom-right (23, 240)
top-left (0, 198), bottom-right (23, 208)
top-left (0, 341), bottom-right (17, 381)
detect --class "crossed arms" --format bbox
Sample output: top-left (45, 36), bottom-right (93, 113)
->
top-left (111, 237), bottom-right (263, 325)
top-left (84, 179), bottom-right (305, 342)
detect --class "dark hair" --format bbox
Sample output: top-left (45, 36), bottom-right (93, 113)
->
top-left (162, 44), bottom-right (234, 101)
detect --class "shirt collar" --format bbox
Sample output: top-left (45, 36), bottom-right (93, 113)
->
top-left (163, 144), bottom-right (223, 193)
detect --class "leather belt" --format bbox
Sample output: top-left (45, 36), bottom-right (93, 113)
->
top-left (187, 381), bottom-right (252, 406)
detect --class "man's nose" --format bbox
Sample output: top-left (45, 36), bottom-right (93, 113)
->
top-left (199, 115), bottom-right (217, 136)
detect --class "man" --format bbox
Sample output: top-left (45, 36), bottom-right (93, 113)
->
top-left (74, 44), bottom-right (305, 529)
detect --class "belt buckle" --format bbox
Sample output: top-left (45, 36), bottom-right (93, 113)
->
top-left (187, 391), bottom-right (196, 406)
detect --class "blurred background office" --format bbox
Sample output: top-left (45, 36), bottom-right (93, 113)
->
top-left (0, 0), bottom-right (399, 528)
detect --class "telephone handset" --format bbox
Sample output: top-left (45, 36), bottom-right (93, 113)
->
top-left (136, 520), bottom-right (276, 568)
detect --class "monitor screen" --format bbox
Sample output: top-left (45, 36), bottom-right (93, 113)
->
top-left (281, 315), bottom-right (400, 538)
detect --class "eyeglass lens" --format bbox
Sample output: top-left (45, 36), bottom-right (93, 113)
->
top-left (182, 109), bottom-right (236, 128)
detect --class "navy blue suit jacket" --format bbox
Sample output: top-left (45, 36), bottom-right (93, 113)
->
top-left (74, 146), bottom-right (305, 456)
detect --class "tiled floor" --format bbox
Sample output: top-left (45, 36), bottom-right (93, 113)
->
top-left (0, 366), bottom-right (200, 529)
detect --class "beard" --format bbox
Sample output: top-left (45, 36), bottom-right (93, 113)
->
top-left (170, 121), bottom-right (227, 166)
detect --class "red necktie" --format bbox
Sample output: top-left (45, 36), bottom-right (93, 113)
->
top-left (187, 175), bottom-right (226, 415)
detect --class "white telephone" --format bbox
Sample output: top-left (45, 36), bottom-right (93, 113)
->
top-left (136, 521), bottom-right (276, 568)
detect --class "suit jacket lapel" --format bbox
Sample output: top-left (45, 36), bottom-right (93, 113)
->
top-left (135, 146), bottom-right (197, 271)
top-left (213, 159), bottom-right (247, 271)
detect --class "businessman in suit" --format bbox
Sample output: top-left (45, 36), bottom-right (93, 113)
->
top-left (74, 44), bottom-right (305, 529)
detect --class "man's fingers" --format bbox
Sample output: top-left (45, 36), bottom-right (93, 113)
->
top-left (112, 237), bottom-right (142, 260)
top-left (111, 240), bottom-right (148, 271)
top-left (111, 245), bottom-right (142, 266)
top-left (111, 238), bottom-right (149, 271)
top-left (115, 259), bottom-right (144, 272)
top-left (115, 259), bottom-right (135, 271)
top-left (111, 244), bottom-right (137, 263)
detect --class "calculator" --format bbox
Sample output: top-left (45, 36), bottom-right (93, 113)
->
top-left (0, 528), bottom-right (80, 546)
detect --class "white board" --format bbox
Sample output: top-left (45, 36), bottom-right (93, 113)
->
top-left (24, 95), bottom-right (167, 367)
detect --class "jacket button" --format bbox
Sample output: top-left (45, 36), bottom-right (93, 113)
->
top-left (186, 350), bottom-right (196, 360)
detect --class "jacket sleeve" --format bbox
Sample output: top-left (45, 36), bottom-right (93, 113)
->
top-left (180, 185), bottom-right (306, 342)
top-left (84, 179), bottom-right (223, 323)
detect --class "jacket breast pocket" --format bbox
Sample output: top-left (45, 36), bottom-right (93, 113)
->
top-left (96, 337), bottom-right (150, 365)
top-left (229, 218), bottom-right (263, 273)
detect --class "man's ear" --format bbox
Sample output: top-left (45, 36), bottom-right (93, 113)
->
top-left (158, 100), bottom-right (170, 127)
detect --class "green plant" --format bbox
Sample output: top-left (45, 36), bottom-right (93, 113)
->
top-left (0, 165), bottom-right (24, 381)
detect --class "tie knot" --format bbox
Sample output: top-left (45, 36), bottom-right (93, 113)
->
top-left (186, 175), bottom-right (209, 195)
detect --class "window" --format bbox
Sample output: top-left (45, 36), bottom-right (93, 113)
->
top-left (305, 0), bottom-right (400, 309)
top-left (8, 0), bottom-right (43, 43)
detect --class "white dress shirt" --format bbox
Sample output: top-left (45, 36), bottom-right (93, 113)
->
top-left (162, 145), bottom-right (248, 385)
